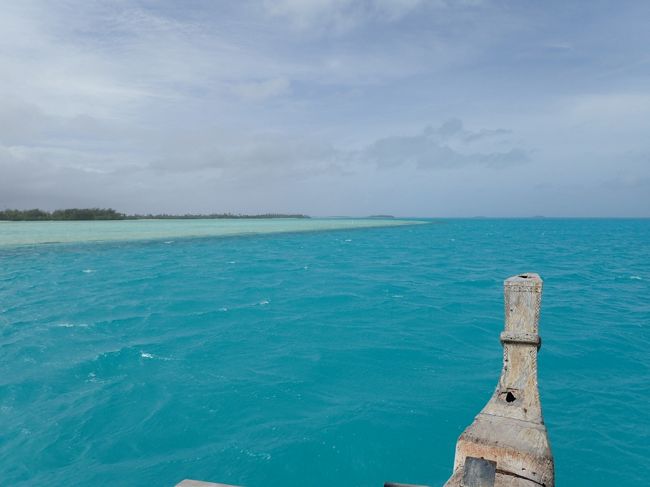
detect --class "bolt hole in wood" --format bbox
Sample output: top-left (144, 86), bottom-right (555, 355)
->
top-left (504, 391), bottom-right (516, 402)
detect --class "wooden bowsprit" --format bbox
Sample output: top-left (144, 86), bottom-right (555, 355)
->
top-left (441, 273), bottom-right (554, 487)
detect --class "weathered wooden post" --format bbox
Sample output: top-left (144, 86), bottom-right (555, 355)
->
top-left (443, 273), bottom-right (554, 487)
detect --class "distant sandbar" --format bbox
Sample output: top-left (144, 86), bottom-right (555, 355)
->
top-left (0, 218), bottom-right (425, 247)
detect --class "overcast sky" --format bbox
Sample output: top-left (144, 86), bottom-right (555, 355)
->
top-left (1, 0), bottom-right (649, 216)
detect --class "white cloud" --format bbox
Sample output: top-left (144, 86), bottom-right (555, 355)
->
top-left (263, 0), bottom-right (429, 33)
top-left (567, 93), bottom-right (650, 122)
top-left (230, 78), bottom-right (291, 101)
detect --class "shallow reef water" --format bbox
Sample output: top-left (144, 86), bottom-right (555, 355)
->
top-left (0, 218), bottom-right (648, 486)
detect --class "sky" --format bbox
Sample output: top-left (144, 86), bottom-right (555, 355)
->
top-left (1, 0), bottom-right (649, 217)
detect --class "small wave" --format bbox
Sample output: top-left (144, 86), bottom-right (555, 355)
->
top-left (630, 275), bottom-right (643, 280)
top-left (240, 448), bottom-right (271, 461)
top-left (82, 269), bottom-right (95, 274)
top-left (139, 351), bottom-right (172, 361)
top-left (344, 239), bottom-right (352, 242)
top-left (163, 241), bottom-right (174, 244)
top-left (259, 300), bottom-right (270, 306)
top-left (219, 307), bottom-right (228, 312)
top-left (228, 261), bottom-right (237, 264)
top-left (56, 322), bottom-right (89, 328)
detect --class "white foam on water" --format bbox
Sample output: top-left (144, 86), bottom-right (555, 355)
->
top-left (56, 322), bottom-right (89, 328)
top-left (259, 300), bottom-right (270, 305)
top-left (240, 448), bottom-right (272, 461)
top-left (219, 307), bottom-right (228, 312)
top-left (630, 275), bottom-right (643, 280)
top-left (82, 269), bottom-right (95, 273)
top-left (140, 352), bottom-right (154, 359)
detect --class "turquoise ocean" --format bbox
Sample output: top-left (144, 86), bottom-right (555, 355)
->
top-left (0, 218), bottom-right (648, 486)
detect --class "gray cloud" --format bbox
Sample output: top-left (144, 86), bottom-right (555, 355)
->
top-left (0, 1), bottom-right (649, 216)
top-left (364, 121), bottom-right (527, 170)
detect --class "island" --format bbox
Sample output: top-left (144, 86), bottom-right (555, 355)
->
top-left (0, 208), bottom-right (309, 221)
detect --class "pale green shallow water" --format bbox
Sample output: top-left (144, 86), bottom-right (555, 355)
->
top-left (0, 218), bottom-right (419, 247)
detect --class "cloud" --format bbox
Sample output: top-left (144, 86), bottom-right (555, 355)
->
top-left (566, 93), bottom-right (650, 122)
top-left (263, 0), bottom-right (428, 33)
top-left (261, 0), bottom-right (492, 34)
top-left (363, 120), bottom-right (527, 170)
top-left (0, 99), bottom-right (51, 145)
top-left (462, 128), bottom-right (512, 143)
top-left (0, 1), bottom-right (648, 216)
top-left (230, 78), bottom-right (291, 101)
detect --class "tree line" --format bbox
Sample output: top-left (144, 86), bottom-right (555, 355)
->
top-left (0, 208), bottom-right (126, 221)
top-left (0, 208), bottom-right (309, 221)
top-left (128, 213), bottom-right (309, 219)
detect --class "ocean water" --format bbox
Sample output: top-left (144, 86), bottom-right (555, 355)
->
top-left (0, 218), bottom-right (648, 487)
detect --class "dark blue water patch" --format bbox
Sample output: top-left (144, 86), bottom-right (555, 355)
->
top-left (0, 219), bottom-right (649, 486)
